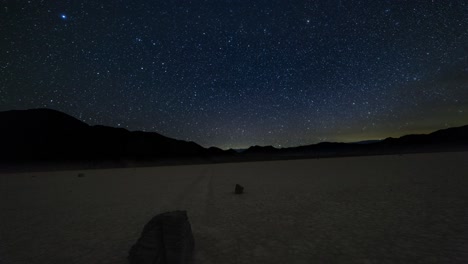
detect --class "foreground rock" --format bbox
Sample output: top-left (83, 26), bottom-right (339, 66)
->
top-left (129, 211), bottom-right (194, 264)
top-left (235, 184), bottom-right (244, 194)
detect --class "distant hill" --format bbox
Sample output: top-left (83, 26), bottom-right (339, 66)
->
top-left (351, 140), bottom-right (382, 145)
top-left (242, 125), bottom-right (468, 157)
top-left (243, 145), bottom-right (279, 154)
top-left (378, 126), bottom-right (468, 146)
top-left (0, 108), bottom-right (229, 161)
top-left (1, 108), bottom-right (467, 165)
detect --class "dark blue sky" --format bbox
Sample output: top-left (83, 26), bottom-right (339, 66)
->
top-left (1, 0), bottom-right (467, 148)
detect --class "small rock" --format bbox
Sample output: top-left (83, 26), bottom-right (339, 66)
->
top-left (235, 184), bottom-right (244, 194)
top-left (77, 173), bottom-right (85, 177)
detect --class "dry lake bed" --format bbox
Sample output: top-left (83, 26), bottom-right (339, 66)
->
top-left (1, 152), bottom-right (468, 263)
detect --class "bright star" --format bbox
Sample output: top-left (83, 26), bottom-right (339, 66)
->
top-left (60, 14), bottom-right (67, 20)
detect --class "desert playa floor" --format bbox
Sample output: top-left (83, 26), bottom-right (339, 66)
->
top-left (1, 152), bottom-right (468, 263)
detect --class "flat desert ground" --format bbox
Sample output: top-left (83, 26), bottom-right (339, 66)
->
top-left (1, 152), bottom-right (468, 264)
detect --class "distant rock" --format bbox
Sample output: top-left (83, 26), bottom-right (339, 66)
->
top-left (129, 210), bottom-right (194, 264)
top-left (77, 173), bottom-right (85, 177)
top-left (235, 184), bottom-right (244, 194)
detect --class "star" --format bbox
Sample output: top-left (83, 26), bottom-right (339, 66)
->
top-left (1, 1), bottom-right (467, 148)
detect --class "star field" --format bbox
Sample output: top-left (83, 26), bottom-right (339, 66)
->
top-left (1, 0), bottom-right (467, 149)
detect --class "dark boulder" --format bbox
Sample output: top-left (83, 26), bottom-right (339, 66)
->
top-left (129, 210), bottom-right (194, 264)
top-left (235, 184), bottom-right (244, 194)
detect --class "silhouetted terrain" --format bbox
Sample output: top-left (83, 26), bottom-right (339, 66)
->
top-left (245, 125), bottom-right (468, 158)
top-left (1, 108), bottom-right (467, 170)
top-left (0, 108), bottom-right (226, 162)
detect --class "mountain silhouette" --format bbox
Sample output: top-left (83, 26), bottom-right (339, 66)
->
top-left (1, 108), bottom-right (467, 163)
top-left (243, 125), bottom-right (468, 157)
top-left (244, 145), bottom-right (279, 154)
top-left (0, 108), bottom-right (225, 161)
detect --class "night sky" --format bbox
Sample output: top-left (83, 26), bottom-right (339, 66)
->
top-left (1, 1), bottom-right (467, 149)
